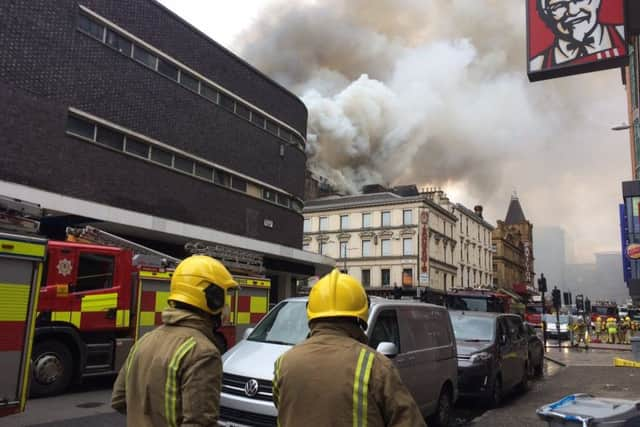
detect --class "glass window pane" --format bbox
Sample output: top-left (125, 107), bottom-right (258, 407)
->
top-left (319, 217), bottom-right (328, 231)
top-left (362, 240), bottom-right (371, 257)
top-left (66, 116), bottom-right (95, 139)
top-left (263, 189), bottom-right (276, 202)
top-left (403, 238), bottom-right (413, 255)
top-left (106, 30), bottom-right (131, 55)
top-left (361, 270), bottom-right (370, 287)
top-left (78, 15), bottom-right (103, 41)
top-left (303, 219), bottom-right (311, 232)
top-left (382, 211), bottom-right (391, 227)
top-left (236, 104), bottom-right (250, 120)
top-left (340, 242), bottom-right (347, 258)
top-left (151, 147), bottom-right (172, 166)
top-left (340, 215), bottom-right (349, 230)
top-left (279, 128), bottom-right (291, 142)
top-left (277, 193), bottom-right (290, 207)
top-left (157, 58), bottom-right (178, 80)
top-left (133, 45), bottom-right (156, 68)
top-left (195, 163), bottom-right (213, 180)
top-left (96, 126), bottom-right (123, 150)
top-left (251, 112), bottom-right (265, 128)
top-left (381, 269), bottom-right (390, 287)
top-left (174, 156), bottom-right (194, 173)
top-left (201, 84), bottom-right (218, 102)
top-left (220, 93), bottom-right (235, 111)
top-left (215, 170), bottom-right (230, 186)
top-left (382, 239), bottom-right (391, 256)
top-left (403, 210), bottom-right (412, 225)
top-left (180, 72), bottom-right (199, 92)
top-left (232, 177), bottom-right (247, 192)
top-left (125, 138), bottom-right (149, 158)
top-left (363, 213), bottom-right (371, 228)
top-left (402, 269), bottom-right (413, 286)
top-left (266, 120), bottom-right (278, 135)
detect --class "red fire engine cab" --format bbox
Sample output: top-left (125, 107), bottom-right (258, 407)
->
top-left (0, 197), bottom-right (270, 397)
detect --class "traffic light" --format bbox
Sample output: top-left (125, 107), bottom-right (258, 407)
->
top-left (585, 298), bottom-right (591, 314)
top-left (538, 273), bottom-right (547, 293)
top-left (552, 286), bottom-right (561, 310)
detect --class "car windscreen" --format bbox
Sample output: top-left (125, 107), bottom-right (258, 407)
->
top-left (449, 314), bottom-right (495, 341)
top-left (544, 314), bottom-right (569, 323)
top-left (526, 305), bottom-right (542, 314)
top-left (447, 296), bottom-right (488, 312)
top-left (593, 306), bottom-right (616, 316)
top-left (247, 301), bottom-right (309, 345)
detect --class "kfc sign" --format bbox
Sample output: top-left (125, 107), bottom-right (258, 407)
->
top-left (527, 0), bottom-right (627, 82)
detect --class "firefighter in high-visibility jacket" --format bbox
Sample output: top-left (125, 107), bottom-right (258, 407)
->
top-left (593, 316), bottom-right (603, 342)
top-left (273, 270), bottom-right (426, 427)
top-left (606, 316), bottom-right (618, 344)
top-left (623, 317), bottom-right (633, 344)
top-left (111, 255), bottom-right (237, 426)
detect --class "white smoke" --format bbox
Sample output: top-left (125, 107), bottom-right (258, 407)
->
top-left (233, 0), bottom-right (629, 261)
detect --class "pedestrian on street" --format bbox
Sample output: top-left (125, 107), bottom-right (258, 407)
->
top-left (273, 269), bottom-right (426, 427)
top-left (111, 255), bottom-right (238, 426)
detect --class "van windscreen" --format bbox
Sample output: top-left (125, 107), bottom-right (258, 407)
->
top-left (247, 301), bottom-right (309, 345)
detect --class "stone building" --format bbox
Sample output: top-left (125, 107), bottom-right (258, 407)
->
top-left (303, 186), bottom-right (458, 292)
top-left (491, 195), bottom-right (535, 291)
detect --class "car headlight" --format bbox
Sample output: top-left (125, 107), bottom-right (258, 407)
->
top-left (469, 352), bottom-right (492, 364)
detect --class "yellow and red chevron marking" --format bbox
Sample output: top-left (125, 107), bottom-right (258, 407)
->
top-left (139, 290), bottom-right (169, 326)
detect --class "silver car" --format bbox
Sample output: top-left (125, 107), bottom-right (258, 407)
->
top-left (219, 297), bottom-right (458, 427)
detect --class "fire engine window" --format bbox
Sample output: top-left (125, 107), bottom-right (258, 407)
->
top-left (66, 116), bottom-right (95, 140)
top-left (75, 253), bottom-right (115, 292)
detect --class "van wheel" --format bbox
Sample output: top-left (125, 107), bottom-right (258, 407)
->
top-left (30, 340), bottom-right (73, 397)
top-left (487, 375), bottom-right (502, 408)
top-left (427, 386), bottom-right (452, 427)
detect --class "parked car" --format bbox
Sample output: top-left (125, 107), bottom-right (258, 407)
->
top-left (219, 297), bottom-right (458, 427)
top-left (450, 311), bottom-right (529, 407)
top-left (524, 323), bottom-right (544, 377)
top-left (543, 314), bottom-right (574, 340)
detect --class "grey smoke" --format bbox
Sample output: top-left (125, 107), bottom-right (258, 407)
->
top-left (233, 0), bottom-right (628, 262)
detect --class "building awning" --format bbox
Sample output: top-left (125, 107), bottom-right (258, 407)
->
top-left (497, 287), bottom-right (524, 303)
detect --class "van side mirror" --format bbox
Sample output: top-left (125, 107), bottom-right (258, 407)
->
top-left (376, 342), bottom-right (398, 358)
top-left (242, 328), bottom-right (254, 340)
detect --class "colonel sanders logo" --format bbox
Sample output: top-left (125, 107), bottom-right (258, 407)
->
top-left (529, 0), bottom-right (626, 73)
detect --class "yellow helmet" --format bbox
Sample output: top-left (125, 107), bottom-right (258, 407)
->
top-left (626, 316), bottom-right (631, 321)
top-left (307, 269), bottom-right (369, 325)
top-left (596, 316), bottom-right (602, 321)
top-left (168, 255), bottom-right (237, 315)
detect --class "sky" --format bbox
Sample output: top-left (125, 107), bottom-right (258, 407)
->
top-left (157, 0), bottom-right (631, 264)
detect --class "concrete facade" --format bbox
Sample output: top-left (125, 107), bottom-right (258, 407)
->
top-left (303, 190), bottom-right (458, 292)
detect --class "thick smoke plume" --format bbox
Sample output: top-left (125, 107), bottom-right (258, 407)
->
top-left (233, 0), bottom-right (628, 260)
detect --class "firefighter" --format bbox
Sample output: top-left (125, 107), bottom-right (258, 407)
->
top-left (623, 316), bottom-right (632, 344)
top-left (273, 269), bottom-right (426, 427)
top-left (606, 316), bottom-right (617, 344)
top-left (573, 317), bottom-right (589, 349)
top-left (111, 255), bottom-right (237, 426)
top-left (593, 316), bottom-right (602, 342)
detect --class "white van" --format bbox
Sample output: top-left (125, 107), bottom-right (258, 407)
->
top-left (219, 297), bottom-right (457, 427)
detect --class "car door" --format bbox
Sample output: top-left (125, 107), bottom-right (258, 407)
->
top-left (496, 317), bottom-right (516, 389)
top-left (505, 316), bottom-right (527, 387)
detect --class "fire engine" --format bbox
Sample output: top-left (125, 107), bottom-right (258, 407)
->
top-left (0, 196), bottom-right (270, 397)
top-left (0, 218), bottom-right (43, 416)
top-left (590, 301), bottom-right (618, 322)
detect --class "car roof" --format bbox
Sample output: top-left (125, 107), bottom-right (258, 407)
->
top-left (448, 310), bottom-right (519, 319)
top-left (278, 296), bottom-right (445, 310)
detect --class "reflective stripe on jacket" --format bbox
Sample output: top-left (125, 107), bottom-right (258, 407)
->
top-left (111, 307), bottom-right (222, 426)
top-left (273, 320), bottom-right (426, 427)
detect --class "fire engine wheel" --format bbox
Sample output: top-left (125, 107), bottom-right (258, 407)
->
top-left (30, 340), bottom-right (73, 397)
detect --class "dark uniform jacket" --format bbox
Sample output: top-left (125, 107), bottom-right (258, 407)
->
top-left (111, 307), bottom-right (222, 427)
top-left (273, 320), bottom-right (426, 427)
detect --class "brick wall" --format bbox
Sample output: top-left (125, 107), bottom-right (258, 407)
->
top-left (0, 0), bottom-right (306, 248)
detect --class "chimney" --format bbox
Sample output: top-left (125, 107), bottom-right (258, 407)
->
top-left (474, 205), bottom-right (483, 218)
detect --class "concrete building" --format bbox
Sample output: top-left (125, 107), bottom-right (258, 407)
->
top-left (0, 0), bottom-right (333, 301)
top-left (492, 195), bottom-right (535, 292)
top-left (303, 186), bottom-right (458, 292)
top-left (424, 191), bottom-right (495, 289)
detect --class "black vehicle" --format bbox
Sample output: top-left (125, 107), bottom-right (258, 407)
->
top-left (524, 322), bottom-right (544, 378)
top-left (449, 311), bottom-right (529, 407)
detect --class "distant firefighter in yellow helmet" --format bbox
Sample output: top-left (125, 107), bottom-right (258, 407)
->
top-left (606, 316), bottom-right (617, 344)
top-left (593, 316), bottom-right (602, 342)
top-left (273, 269), bottom-right (425, 427)
top-left (112, 255), bottom-right (237, 426)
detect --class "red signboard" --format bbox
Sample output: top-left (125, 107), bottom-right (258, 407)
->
top-left (527, 0), bottom-right (627, 82)
top-left (420, 210), bottom-right (429, 285)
